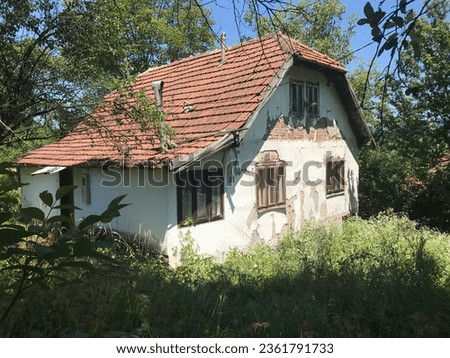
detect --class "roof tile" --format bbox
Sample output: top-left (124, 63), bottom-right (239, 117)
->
top-left (18, 33), bottom-right (347, 168)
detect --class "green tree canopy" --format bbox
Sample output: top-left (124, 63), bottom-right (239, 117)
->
top-left (356, 1), bottom-right (449, 231)
top-left (243, 0), bottom-right (356, 65)
top-left (0, 0), bottom-right (215, 147)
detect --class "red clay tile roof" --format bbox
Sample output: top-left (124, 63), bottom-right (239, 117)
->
top-left (18, 33), bottom-right (349, 168)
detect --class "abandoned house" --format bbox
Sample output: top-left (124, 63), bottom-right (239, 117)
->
top-left (18, 33), bottom-right (375, 264)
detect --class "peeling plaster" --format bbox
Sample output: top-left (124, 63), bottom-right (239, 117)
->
top-left (246, 207), bottom-right (258, 228)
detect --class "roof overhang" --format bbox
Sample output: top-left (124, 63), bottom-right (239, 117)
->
top-left (330, 74), bottom-right (375, 148)
top-left (31, 166), bottom-right (66, 175)
top-left (169, 134), bottom-right (236, 172)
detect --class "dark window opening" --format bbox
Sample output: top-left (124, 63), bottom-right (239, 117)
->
top-left (326, 158), bottom-right (345, 195)
top-left (177, 169), bottom-right (224, 226)
top-left (306, 83), bottom-right (319, 116)
top-left (290, 81), bottom-right (304, 114)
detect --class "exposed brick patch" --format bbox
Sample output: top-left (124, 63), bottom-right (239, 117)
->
top-left (267, 116), bottom-right (343, 142)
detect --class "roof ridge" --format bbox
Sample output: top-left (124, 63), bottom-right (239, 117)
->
top-left (139, 34), bottom-right (279, 77)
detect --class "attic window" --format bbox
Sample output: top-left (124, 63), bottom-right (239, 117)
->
top-left (290, 81), bottom-right (304, 114)
top-left (290, 80), bottom-right (320, 117)
top-left (306, 82), bottom-right (319, 117)
top-left (326, 158), bottom-right (345, 195)
top-left (177, 168), bottom-right (224, 226)
top-left (256, 152), bottom-right (286, 211)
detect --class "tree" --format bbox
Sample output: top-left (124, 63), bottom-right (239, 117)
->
top-left (0, 0), bottom-right (215, 149)
top-left (243, 0), bottom-right (356, 65)
top-left (356, 0), bottom-right (449, 102)
top-left (357, 1), bottom-right (449, 230)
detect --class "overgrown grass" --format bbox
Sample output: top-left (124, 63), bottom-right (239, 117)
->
top-left (1, 214), bottom-right (450, 337)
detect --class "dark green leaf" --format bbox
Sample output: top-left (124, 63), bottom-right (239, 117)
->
top-left (383, 34), bottom-right (398, 53)
top-left (78, 214), bottom-right (103, 231)
top-left (21, 207), bottom-right (46, 222)
top-left (55, 185), bottom-right (77, 201)
top-left (6, 264), bottom-right (46, 275)
top-left (0, 162), bottom-right (14, 175)
top-left (392, 16), bottom-right (404, 27)
top-left (0, 228), bottom-right (35, 245)
top-left (357, 18), bottom-right (368, 26)
top-left (0, 182), bottom-right (23, 194)
top-left (364, 2), bottom-right (375, 19)
top-left (0, 212), bottom-right (13, 225)
top-left (400, 0), bottom-right (407, 14)
top-left (405, 10), bottom-right (414, 24)
top-left (46, 215), bottom-right (71, 224)
top-left (39, 191), bottom-right (53, 207)
top-left (5, 247), bottom-right (36, 257)
top-left (106, 194), bottom-right (128, 210)
top-left (373, 10), bottom-right (386, 25)
top-left (384, 21), bottom-right (396, 29)
top-left (372, 26), bottom-right (383, 43)
top-left (33, 244), bottom-right (55, 258)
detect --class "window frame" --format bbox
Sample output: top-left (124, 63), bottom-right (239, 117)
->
top-left (326, 158), bottom-right (345, 195)
top-left (176, 168), bottom-right (224, 226)
top-left (290, 80), bottom-right (304, 115)
top-left (256, 160), bottom-right (286, 211)
top-left (306, 82), bottom-right (320, 117)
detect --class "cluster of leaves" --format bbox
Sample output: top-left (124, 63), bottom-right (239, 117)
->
top-left (358, 1), bottom-right (421, 57)
top-left (0, 0), bottom-right (215, 146)
top-left (353, 1), bottom-right (449, 231)
top-left (110, 87), bottom-right (176, 153)
top-left (0, 162), bottom-right (128, 327)
top-left (356, 0), bottom-right (448, 102)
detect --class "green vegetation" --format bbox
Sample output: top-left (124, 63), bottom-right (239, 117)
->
top-left (2, 208), bottom-right (449, 337)
top-left (244, 0), bottom-right (356, 65)
top-left (1, 0), bottom-right (449, 338)
top-left (355, 2), bottom-right (449, 232)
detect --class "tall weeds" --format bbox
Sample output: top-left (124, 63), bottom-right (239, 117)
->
top-left (1, 214), bottom-right (450, 337)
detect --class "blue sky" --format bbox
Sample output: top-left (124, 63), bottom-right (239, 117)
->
top-left (206, 1), bottom-right (427, 72)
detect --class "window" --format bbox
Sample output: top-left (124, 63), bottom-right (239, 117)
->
top-left (177, 169), bottom-right (224, 225)
top-left (306, 82), bottom-right (319, 116)
top-left (290, 80), bottom-right (320, 117)
top-left (290, 81), bottom-right (304, 114)
top-left (326, 158), bottom-right (345, 195)
top-left (256, 161), bottom-right (286, 211)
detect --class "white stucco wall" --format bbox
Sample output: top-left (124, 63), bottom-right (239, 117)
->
top-left (71, 167), bottom-right (169, 251)
top-left (20, 165), bottom-right (169, 252)
top-left (20, 166), bottom-right (61, 216)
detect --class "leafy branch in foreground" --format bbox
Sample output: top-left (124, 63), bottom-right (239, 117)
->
top-left (0, 162), bottom-right (129, 325)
